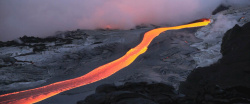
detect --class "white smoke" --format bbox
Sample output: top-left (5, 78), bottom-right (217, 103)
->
top-left (222, 0), bottom-right (250, 7)
top-left (0, 0), bottom-right (249, 41)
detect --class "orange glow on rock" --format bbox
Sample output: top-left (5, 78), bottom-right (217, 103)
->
top-left (106, 25), bottom-right (112, 29)
top-left (0, 18), bottom-right (210, 104)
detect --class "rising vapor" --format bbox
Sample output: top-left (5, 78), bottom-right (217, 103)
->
top-left (0, 0), bottom-right (249, 41)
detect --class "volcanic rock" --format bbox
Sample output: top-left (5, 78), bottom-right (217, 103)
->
top-left (212, 5), bottom-right (230, 15)
top-left (78, 82), bottom-right (250, 104)
top-left (179, 22), bottom-right (250, 97)
top-left (77, 82), bottom-right (176, 104)
top-left (77, 21), bottom-right (250, 104)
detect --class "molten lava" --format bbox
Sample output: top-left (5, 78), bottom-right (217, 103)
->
top-left (0, 19), bottom-right (210, 104)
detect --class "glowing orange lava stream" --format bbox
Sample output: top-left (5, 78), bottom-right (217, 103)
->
top-left (0, 19), bottom-right (210, 104)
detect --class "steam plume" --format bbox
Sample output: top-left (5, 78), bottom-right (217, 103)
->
top-left (0, 0), bottom-right (249, 41)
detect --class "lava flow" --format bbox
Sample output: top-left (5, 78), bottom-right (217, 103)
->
top-left (0, 19), bottom-right (210, 104)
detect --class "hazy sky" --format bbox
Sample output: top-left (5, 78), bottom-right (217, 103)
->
top-left (0, 0), bottom-right (250, 41)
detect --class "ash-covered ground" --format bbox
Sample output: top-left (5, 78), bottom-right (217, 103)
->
top-left (0, 5), bottom-right (250, 104)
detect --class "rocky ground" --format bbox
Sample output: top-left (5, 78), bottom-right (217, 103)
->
top-left (0, 5), bottom-right (249, 104)
top-left (179, 21), bottom-right (250, 97)
top-left (0, 26), bottom-right (202, 103)
top-left (0, 24), bottom-right (201, 92)
top-left (77, 10), bottom-right (250, 104)
top-left (78, 82), bottom-right (250, 104)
